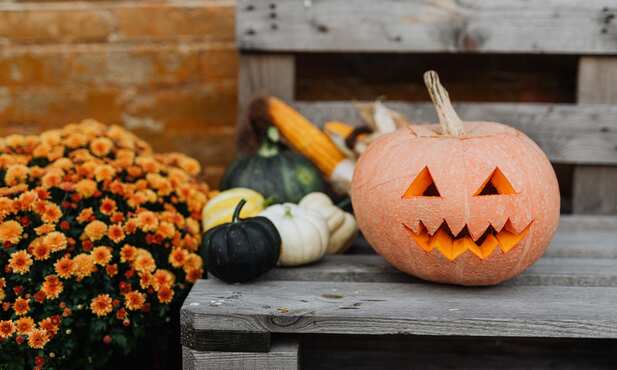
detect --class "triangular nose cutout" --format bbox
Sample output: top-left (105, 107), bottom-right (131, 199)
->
top-left (403, 167), bottom-right (442, 198)
top-left (475, 168), bottom-right (516, 195)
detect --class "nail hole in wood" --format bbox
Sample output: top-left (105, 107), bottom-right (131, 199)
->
top-left (601, 127), bottom-right (610, 133)
top-left (270, 12), bottom-right (277, 19)
top-left (270, 3), bottom-right (276, 9)
top-left (245, 4), bottom-right (254, 11)
top-left (245, 28), bottom-right (256, 36)
top-left (271, 23), bottom-right (278, 30)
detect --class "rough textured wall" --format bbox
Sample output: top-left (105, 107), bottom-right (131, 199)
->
top-left (0, 0), bottom-right (237, 186)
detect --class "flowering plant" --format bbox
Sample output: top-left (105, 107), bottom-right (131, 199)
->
top-left (0, 120), bottom-right (209, 369)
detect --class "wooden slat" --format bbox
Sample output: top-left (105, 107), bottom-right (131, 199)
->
top-left (237, 53), bottom-right (294, 153)
top-left (182, 280), bottom-right (617, 344)
top-left (292, 101), bottom-right (617, 165)
top-left (573, 57), bottom-right (617, 214)
top-left (182, 339), bottom-right (299, 370)
top-left (0, 0), bottom-right (235, 45)
top-left (266, 255), bottom-right (617, 287)
top-left (237, 0), bottom-right (617, 54)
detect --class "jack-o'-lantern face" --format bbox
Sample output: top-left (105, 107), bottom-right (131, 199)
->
top-left (350, 71), bottom-right (560, 286)
top-left (402, 165), bottom-right (532, 261)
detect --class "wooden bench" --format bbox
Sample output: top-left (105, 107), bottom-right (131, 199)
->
top-left (182, 1), bottom-right (617, 368)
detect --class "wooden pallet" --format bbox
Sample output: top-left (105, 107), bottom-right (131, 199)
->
top-left (235, 0), bottom-right (617, 215)
top-left (181, 215), bottom-right (617, 369)
top-left (181, 1), bottom-right (617, 368)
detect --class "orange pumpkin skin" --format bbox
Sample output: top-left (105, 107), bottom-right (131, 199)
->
top-left (351, 121), bottom-right (560, 286)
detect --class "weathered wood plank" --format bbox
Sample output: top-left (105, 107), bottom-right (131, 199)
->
top-left (265, 255), bottom-right (617, 287)
top-left (237, 0), bottom-right (617, 54)
top-left (0, 0), bottom-right (235, 45)
top-left (182, 339), bottom-right (299, 370)
top-left (183, 280), bottom-right (617, 340)
top-left (573, 57), bottom-right (617, 214)
top-left (180, 302), bottom-right (271, 352)
top-left (292, 101), bottom-right (617, 165)
top-left (237, 53), bottom-right (294, 153)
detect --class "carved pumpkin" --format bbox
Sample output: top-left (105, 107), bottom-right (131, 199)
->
top-left (351, 71), bottom-right (560, 286)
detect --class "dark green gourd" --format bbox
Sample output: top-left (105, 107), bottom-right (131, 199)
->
top-left (220, 127), bottom-right (325, 204)
top-left (201, 199), bottom-right (281, 283)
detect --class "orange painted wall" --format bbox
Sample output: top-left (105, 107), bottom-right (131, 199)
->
top-left (0, 0), bottom-right (237, 186)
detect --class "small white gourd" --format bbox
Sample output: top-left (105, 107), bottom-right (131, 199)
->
top-left (299, 192), bottom-right (358, 254)
top-left (259, 203), bottom-right (329, 267)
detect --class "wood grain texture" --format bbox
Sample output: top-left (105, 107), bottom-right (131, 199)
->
top-left (292, 101), bottom-right (617, 165)
top-left (182, 279), bottom-right (617, 340)
top-left (237, 53), bottom-right (294, 152)
top-left (573, 57), bottom-right (617, 214)
top-left (266, 255), bottom-right (617, 287)
top-left (237, 0), bottom-right (617, 54)
top-left (182, 340), bottom-right (299, 370)
top-left (0, 0), bottom-right (235, 45)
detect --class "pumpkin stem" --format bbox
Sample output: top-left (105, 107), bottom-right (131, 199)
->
top-left (423, 70), bottom-right (464, 136)
top-left (257, 127), bottom-right (281, 157)
top-left (232, 199), bottom-right (247, 223)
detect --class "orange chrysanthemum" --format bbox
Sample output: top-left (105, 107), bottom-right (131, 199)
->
top-left (107, 224), bottom-right (125, 244)
top-left (157, 286), bottom-right (174, 304)
top-left (120, 244), bottom-right (137, 263)
top-left (84, 220), bottom-right (107, 241)
top-left (13, 297), bottom-right (29, 316)
top-left (41, 168), bottom-right (63, 188)
top-left (39, 316), bottom-right (60, 336)
top-left (90, 294), bottom-right (113, 317)
top-left (169, 248), bottom-right (188, 268)
top-left (41, 275), bottom-right (63, 299)
top-left (15, 317), bottom-right (34, 335)
top-left (72, 253), bottom-right (96, 280)
top-left (0, 220), bottom-right (23, 244)
top-left (0, 197), bottom-right (14, 218)
top-left (4, 164), bottom-right (30, 186)
top-left (185, 269), bottom-right (203, 283)
top-left (136, 211), bottom-right (158, 232)
top-left (133, 250), bottom-right (156, 274)
top-left (30, 238), bottom-right (52, 261)
top-left (76, 207), bottom-right (94, 223)
top-left (75, 179), bottom-right (97, 198)
top-left (28, 328), bottom-right (50, 349)
top-left (91, 246), bottom-right (112, 266)
top-left (65, 132), bottom-right (87, 148)
top-left (90, 137), bottom-right (113, 157)
top-left (9, 250), bottom-right (33, 274)
top-left (183, 253), bottom-right (203, 272)
top-left (94, 164), bottom-right (116, 182)
top-left (99, 197), bottom-right (116, 215)
top-left (124, 291), bottom-right (145, 311)
top-left (34, 223), bottom-right (55, 235)
top-left (44, 231), bottom-right (68, 252)
top-left (0, 320), bottom-right (15, 339)
top-left (54, 256), bottom-right (74, 279)
top-left (41, 203), bottom-right (62, 223)
top-left (157, 221), bottom-right (175, 239)
top-left (152, 269), bottom-right (175, 291)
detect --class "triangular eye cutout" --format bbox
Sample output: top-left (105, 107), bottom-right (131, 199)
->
top-left (402, 167), bottom-right (442, 198)
top-left (474, 168), bottom-right (516, 196)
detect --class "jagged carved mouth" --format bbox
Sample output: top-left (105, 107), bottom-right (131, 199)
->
top-left (403, 221), bottom-right (532, 261)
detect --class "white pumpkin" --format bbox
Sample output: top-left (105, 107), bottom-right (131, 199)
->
top-left (299, 192), bottom-right (358, 254)
top-left (259, 203), bottom-right (329, 266)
